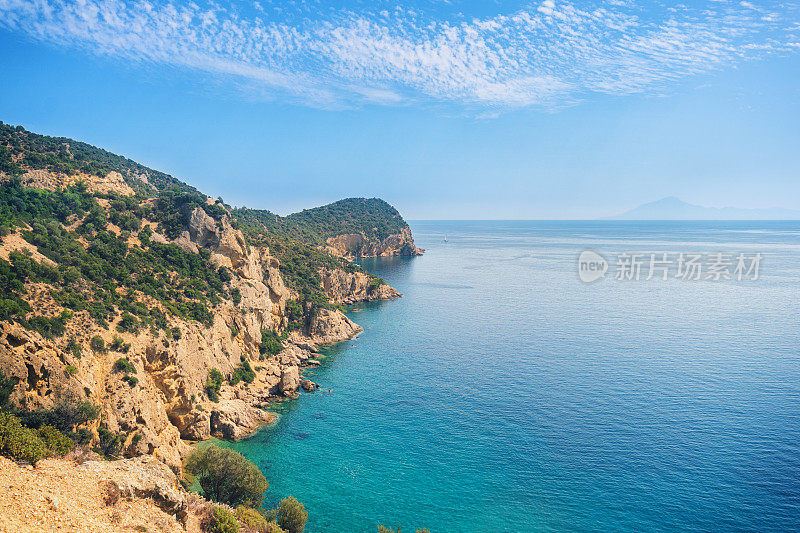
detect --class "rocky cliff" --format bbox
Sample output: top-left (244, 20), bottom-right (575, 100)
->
top-left (325, 226), bottom-right (423, 258)
top-left (0, 171), bottom-right (403, 474)
top-left (321, 267), bottom-right (401, 304)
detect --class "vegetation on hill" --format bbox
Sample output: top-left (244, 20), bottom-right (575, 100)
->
top-left (0, 121), bottom-right (196, 194)
top-left (0, 180), bottom-right (229, 336)
top-left (234, 197), bottom-right (408, 247)
top-left (0, 121), bottom-right (394, 339)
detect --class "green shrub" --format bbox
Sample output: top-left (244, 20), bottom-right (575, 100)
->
top-left (0, 412), bottom-right (46, 464)
top-left (117, 312), bottom-right (139, 334)
top-left (230, 360), bottom-right (255, 386)
top-left (122, 375), bottom-right (138, 388)
top-left (205, 369), bottom-right (223, 402)
top-left (259, 330), bottom-right (285, 357)
top-left (110, 335), bottom-right (130, 353)
top-left (236, 505), bottom-right (276, 532)
top-left (207, 506), bottom-right (239, 533)
top-left (66, 337), bottom-right (82, 358)
top-left (90, 335), bottom-right (106, 353)
top-left (96, 426), bottom-right (122, 458)
top-left (37, 425), bottom-right (73, 456)
top-left (15, 401), bottom-right (100, 433)
top-left (0, 370), bottom-right (18, 410)
top-left (276, 497), bottom-right (307, 533)
top-left (65, 365), bottom-right (77, 376)
top-left (184, 444), bottom-right (268, 508)
top-left (230, 288), bottom-right (242, 306)
top-left (113, 357), bottom-right (136, 374)
top-left (171, 327), bottom-right (182, 340)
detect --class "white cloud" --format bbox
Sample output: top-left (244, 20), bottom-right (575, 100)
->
top-left (0, 0), bottom-right (797, 111)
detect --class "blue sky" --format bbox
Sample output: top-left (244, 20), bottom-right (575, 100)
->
top-left (1, 0), bottom-right (798, 219)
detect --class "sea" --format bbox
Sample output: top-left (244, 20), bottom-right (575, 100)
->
top-left (227, 221), bottom-right (800, 532)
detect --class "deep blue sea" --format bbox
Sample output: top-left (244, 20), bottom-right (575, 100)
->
top-left (229, 221), bottom-right (800, 532)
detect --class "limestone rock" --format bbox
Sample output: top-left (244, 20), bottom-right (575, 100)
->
top-left (321, 268), bottom-right (401, 304)
top-left (187, 206), bottom-right (219, 247)
top-left (209, 399), bottom-right (275, 440)
top-left (300, 380), bottom-right (317, 392)
top-left (279, 366), bottom-right (300, 395)
top-left (306, 308), bottom-right (363, 345)
top-left (80, 455), bottom-right (186, 515)
top-left (325, 226), bottom-right (423, 258)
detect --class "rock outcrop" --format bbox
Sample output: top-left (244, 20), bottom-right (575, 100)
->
top-left (279, 366), bottom-right (300, 396)
top-left (10, 169), bottom-right (136, 196)
top-left (321, 268), bottom-right (401, 304)
top-left (325, 226), bottom-right (423, 258)
top-left (0, 455), bottom-right (194, 533)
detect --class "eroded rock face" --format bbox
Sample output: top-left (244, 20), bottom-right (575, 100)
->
top-left (279, 366), bottom-right (300, 396)
top-left (12, 169), bottom-right (136, 196)
top-left (79, 455), bottom-right (186, 515)
top-left (306, 308), bottom-right (363, 345)
top-left (326, 226), bottom-right (423, 258)
top-left (321, 268), bottom-right (401, 304)
top-left (209, 399), bottom-right (275, 440)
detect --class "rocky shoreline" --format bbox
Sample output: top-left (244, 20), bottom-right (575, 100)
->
top-left (0, 174), bottom-right (405, 473)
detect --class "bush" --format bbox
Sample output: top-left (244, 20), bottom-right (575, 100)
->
top-left (230, 288), bottom-right (242, 306)
top-left (96, 426), bottom-right (122, 458)
top-left (110, 335), bottom-right (131, 353)
top-left (122, 375), bottom-right (138, 388)
top-left (206, 506), bottom-right (239, 533)
top-left (66, 337), bottom-right (82, 358)
top-left (0, 412), bottom-right (46, 464)
top-left (65, 365), bottom-right (77, 376)
top-left (113, 357), bottom-right (136, 374)
top-left (276, 497), bottom-right (307, 533)
top-left (230, 360), bottom-right (255, 386)
top-left (117, 312), bottom-right (139, 334)
top-left (236, 505), bottom-right (281, 532)
top-left (15, 401), bottom-right (100, 433)
top-left (259, 330), bottom-right (285, 357)
top-left (37, 425), bottom-right (73, 456)
top-left (205, 369), bottom-right (223, 402)
top-left (184, 444), bottom-right (268, 508)
top-left (90, 335), bottom-right (106, 353)
top-left (0, 370), bottom-right (18, 410)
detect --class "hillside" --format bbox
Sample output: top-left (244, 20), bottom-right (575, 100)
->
top-left (0, 122), bottom-right (196, 196)
top-left (0, 120), bottom-right (407, 484)
top-left (235, 197), bottom-right (423, 258)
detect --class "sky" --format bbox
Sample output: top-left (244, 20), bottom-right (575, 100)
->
top-left (0, 0), bottom-right (799, 219)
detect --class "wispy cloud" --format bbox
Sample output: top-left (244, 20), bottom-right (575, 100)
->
top-left (0, 0), bottom-right (797, 110)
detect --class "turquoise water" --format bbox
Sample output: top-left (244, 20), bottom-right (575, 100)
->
top-left (229, 221), bottom-right (800, 532)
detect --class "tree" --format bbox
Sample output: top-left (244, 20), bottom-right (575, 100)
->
top-left (276, 496), bottom-right (307, 533)
top-left (184, 444), bottom-right (268, 508)
top-left (0, 370), bottom-right (18, 411)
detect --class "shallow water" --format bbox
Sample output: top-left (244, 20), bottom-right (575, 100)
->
top-left (228, 221), bottom-right (800, 532)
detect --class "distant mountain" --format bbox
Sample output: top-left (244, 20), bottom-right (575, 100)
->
top-left (609, 196), bottom-right (800, 220)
